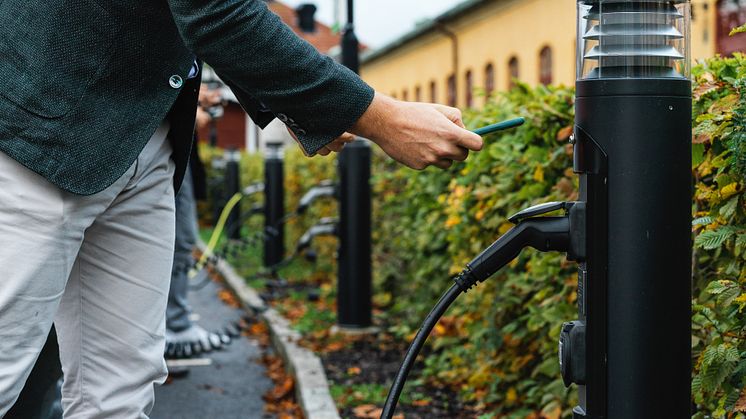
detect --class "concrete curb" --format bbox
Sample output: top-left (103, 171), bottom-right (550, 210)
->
top-left (199, 242), bottom-right (341, 419)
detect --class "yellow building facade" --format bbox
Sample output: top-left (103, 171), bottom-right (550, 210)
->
top-left (360, 0), bottom-right (723, 109)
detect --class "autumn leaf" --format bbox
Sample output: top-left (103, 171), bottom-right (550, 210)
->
top-left (533, 165), bottom-right (545, 182)
top-left (217, 289), bottom-right (240, 308)
top-left (556, 125), bottom-right (573, 141)
top-left (721, 182), bottom-right (741, 199)
top-left (445, 215), bottom-right (461, 228)
top-left (542, 405), bottom-right (562, 419)
top-left (693, 133), bottom-right (711, 144)
top-left (264, 377), bottom-right (294, 402)
top-left (352, 404), bottom-right (380, 418)
top-left (730, 23), bottom-right (746, 36)
top-left (735, 388), bottom-right (746, 412)
top-left (506, 387), bottom-right (518, 404)
top-left (693, 79), bottom-right (720, 101)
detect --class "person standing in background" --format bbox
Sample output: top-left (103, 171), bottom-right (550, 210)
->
top-left (164, 84), bottom-right (229, 358)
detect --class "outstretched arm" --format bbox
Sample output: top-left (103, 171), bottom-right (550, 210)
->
top-left (167, 0), bottom-right (481, 169)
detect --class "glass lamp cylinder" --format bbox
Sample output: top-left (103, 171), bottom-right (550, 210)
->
top-left (577, 0), bottom-right (691, 80)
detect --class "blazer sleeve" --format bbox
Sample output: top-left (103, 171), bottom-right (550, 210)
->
top-left (167, 0), bottom-right (375, 155)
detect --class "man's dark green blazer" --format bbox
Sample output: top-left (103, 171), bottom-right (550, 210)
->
top-left (0, 0), bottom-right (374, 195)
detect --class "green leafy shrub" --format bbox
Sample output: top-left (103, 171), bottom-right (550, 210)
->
top-left (691, 53), bottom-right (746, 418)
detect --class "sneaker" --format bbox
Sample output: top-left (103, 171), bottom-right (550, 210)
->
top-left (165, 325), bottom-right (230, 359)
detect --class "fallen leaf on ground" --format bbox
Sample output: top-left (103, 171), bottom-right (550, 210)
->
top-left (217, 289), bottom-right (240, 308)
top-left (264, 376), bottom-right (294, 402)
top-left (199, 383), bottom-right (226, 395)
top-left (735, 388), bottom-right (746, 412)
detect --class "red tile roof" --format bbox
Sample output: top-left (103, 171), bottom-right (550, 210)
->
top-left (267, 1), bottom-right (342, 54)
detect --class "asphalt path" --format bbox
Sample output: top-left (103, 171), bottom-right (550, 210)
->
top-left (151, 279), bottom-right (274, 419)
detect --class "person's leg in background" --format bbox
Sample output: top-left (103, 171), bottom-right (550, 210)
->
top-left (5, 327), bottom-right (63, 419)
top-left (54, 127), bottom-right (177, 418)
top-left (165, 168), bottom-right (225, 357)
top-left (166, 168), bottom-right (199, 333)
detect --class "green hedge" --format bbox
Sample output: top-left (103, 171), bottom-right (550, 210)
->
top-left (201, 54), bottom-right (745, 418)
top-left (691, 54), bottom-right (746, 418)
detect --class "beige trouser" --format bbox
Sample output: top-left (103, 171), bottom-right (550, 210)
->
top-left (0, 122), bottom-right (175, 418)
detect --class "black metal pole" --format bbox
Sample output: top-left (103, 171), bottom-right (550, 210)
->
top-left (225, 149), bottom-right (241, 240)
top-left (208, 119), bottom-right (218, 148)
top-left (336, 0), bottom-right (373, 329)
top-left (263, 144), bottom-right (285, 268)
top-left (337, 140), bottom-right (372, 328)
top-left (341, 0), bottom-right (359, 74)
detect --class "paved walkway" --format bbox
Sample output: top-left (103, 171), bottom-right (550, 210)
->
top-left (151, 279), bottom-right (274, 419)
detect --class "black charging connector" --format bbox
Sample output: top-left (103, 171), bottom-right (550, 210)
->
top-left (455, 201), bottom-right (586, 292)
top-left (381, 201), bottom-right (586, 419)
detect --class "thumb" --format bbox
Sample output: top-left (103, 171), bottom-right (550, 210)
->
top-left (433, 104), bottom-right (466, 129)
top-left (432, 105), bottom-right (482, 151)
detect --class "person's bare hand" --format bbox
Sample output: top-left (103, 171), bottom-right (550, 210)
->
top-left (316, 132), bottom-right (355, 156)
top-left (287, 129), bottom-right (354, 156)
top-left (350, 93), bottom-right (483, 170)
top-left (195, 107), bottom-right (211, 130)
top-left (198, 84), bottom-right (222, 108)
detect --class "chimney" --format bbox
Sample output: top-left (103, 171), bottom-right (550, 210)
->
top-left (296, 3), bottom-right (317, 33)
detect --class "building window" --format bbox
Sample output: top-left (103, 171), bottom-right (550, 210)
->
top-left (508, 56), bottom-right (520, 89)
top-left (415, 85), bottom-right (422, 102)
top-left (402, 89), bottom-right (409, 101)
top-left (717, 0), bottom-right (746, 56)
top-left (447, 74), bottom-right (457, 107)
top-left (539, 46), bottom-right (553, 86)
top-left (429, 80), bottom-right (437, 103)
top-left (464, 70), bottom-right (474, 108)
top-left (484, 63), bottom-right (495, 96)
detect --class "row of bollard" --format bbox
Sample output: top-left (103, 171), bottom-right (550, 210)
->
top-left (216, 140), bottom-right (373, 330)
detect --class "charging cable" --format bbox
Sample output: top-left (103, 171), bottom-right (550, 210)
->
top-left (381, 201), bottom-right (585, 419)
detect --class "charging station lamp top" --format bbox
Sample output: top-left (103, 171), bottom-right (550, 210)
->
top-left (577, 0), bottom-right (691, 80)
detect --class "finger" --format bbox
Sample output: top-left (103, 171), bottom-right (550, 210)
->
top-left (440, 145), bottom-right (469, 162)
top-left (433, 159), bottom-right (454, 170)
top-left (338, 132), bottom-right (355, 143)
top-left (455, 129), bottom-right (484, 151)
top-left (326, 141), bottom-right (345, 152)
top-left (317, 147), bottom-right (331, 156)
top-left (434, 105), bottom-right (466, 128)
top-left (450, 115), bottom-right (466, 129)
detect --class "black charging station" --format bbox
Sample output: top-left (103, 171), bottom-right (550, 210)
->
top-left (568, 1), bottom-right (693, 417)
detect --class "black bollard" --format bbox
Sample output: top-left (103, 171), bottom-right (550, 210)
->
top-left (263, 144), bottom-right (285, 268)
top-left (336, 139), bottom-right (372, 329)
top-left (564, 2), bottom-right (693, 417)
top-left (224, 149), bottom-right (242, 240)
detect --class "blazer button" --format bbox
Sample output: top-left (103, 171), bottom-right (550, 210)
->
top-left (277, 113), bottom-right (288, 122)
top-left (169, 75), bottom-right (184, 89)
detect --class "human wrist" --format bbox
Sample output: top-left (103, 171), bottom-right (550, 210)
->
top-left (350, 92), bottom-right (400, 145)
